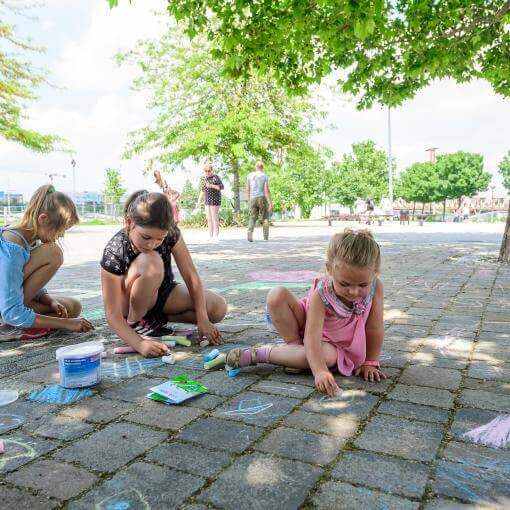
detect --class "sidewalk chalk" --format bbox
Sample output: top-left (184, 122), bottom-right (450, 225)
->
top-left (204, 349), bottom-right (220, 362)
top-left (162, 355), bottom-right (175, 365)
top-left (200, 339), bottom-right (210, 348)
top-left (162, 335), bottom-right (190, 347)
top-left (113, 346), bottom-right (137, 354)
top-left (204, 353), bottom-right (226, 370)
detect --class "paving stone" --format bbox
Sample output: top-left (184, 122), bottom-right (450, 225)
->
top-left (400, 365), bottom-right (462, 390)
top-left (101, 376), bottom-right (167, 402)
top-left (378, 400), bottom-right (449, 424)
top-left (196, 370), bottom-right (258, 396)
top-left (301, 390), bottom-right (378, 420)
top-left (27, 415), bottom-right (94, 440)
top-left (468, 361), bottom-right (510, 382)
top-left (423, 497), bottom-right (480, 509)
top-left (68, 461), bottom-right (205, 509)
top-left (379, 351), bottom-right (413, 368)
top-left (200, 453), bottom-right (322, 510)
top-left (0, 400), bottom-right (57, 434)
top-left (60, 396), bottom-right (133, 423)
top-left (267, 369), bottom-right (315, 387)
top-left (15, 362), bottom-right (61, 384)
top-left (462, 377), bottom-right (510, 396)
top-left (182, 506), bottom-right (210, 510)
top-left (443, 441), bottom-right (510, 473)
top-left (250, 380), bottom-right (315, 398)
top-left (388, 383), bottom-right (455, 409)
top-left (145, 440), bottom-right (232, 477)
top-left (177, 416), bottom-right (263, 453)
top-left (412, 353), bottom-right (468, 370)
top-left (213, 391), bottom-right (300, 427)
top-left (331, 450), bottom-right (431, 498)
top-left (5, 459), bottom-right (97, 500)
top-left (355, 414), bottom-right (444, 461)
top-left (334, 373), bottom-right (393, 394)
top-left (433, 459), bottom-right (510, 504)
top-left (283, 410), bottom-right (359, 439)
top-left (54, 422), bottom-right (167, 472)
top-left (451, 407), bottom-right (504, 446)
top-left (0, 487), bottom-right (59, 510)
top-left (480, 322), bottom-right (510, 334)
top-left (0, 433), bottom-right (60, 473)
top-left (183, 392), bottom-right (227, 410)
top-left (255, 426), bottom-right (344, 465)
top-left (312, 481), bottom-right (419, 510)
top-left (124, 399), bottom-right (204, 430)
top-left (459, 388), bottom-right (510, 412)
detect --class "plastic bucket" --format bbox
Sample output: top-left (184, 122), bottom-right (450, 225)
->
top-left (56, 341), bottom-right (103, 388)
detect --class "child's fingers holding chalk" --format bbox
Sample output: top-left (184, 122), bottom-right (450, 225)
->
top-left (139, 337), bottom-right (169, 358)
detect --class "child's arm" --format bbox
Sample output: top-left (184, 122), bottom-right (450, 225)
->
top-left (171, 237), bottom-right (222, 345)
top-left (303, 292), bottom-right (339, 396)
top-left (100, 269), bottom-right (169, 357)
top-left (355, 279), bottom-right (386, 382)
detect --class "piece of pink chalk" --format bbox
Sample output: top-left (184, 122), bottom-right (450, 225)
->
top-left (0, 440), bottom-right (4, 454)
top-left (100, 351), bottom-right (108, 358)
top-left (113, 346), bottom-right (137, 354)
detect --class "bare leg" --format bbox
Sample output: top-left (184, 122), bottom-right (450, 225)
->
top-left (268, 342), bottom-right (337, 369)
top-left (210, 205), bottom-right (220, 237)
top-left (266, 286), bottom-right (305, 341)
top-left (121, 252), bottom-right (163, 323)
top-left (163, 285), bottom-right (227, 324)
top-left (205, 205), bottom-right (214, 238)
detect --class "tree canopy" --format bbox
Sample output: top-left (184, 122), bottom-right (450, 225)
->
top-left (499, 151), bottom-right (510, 193)
top-left (0, 1), bottom-right (61, 152)
top-left (396, 161), bottom-right (440, 205)
top-left (102, 168), bottom-right (127, 204)
top-left (156, 0), bottom-right (510, 108)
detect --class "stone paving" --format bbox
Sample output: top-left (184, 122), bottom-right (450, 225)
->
top-left (0, 222), bottom-right (509, 509)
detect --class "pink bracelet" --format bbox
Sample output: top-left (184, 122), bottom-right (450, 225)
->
top-left (363, 360), bottom-right (380, 367)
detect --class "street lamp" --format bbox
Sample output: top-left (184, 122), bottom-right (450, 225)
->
top-left (426, 147), bottom-right (438, 163)
top-left (387, 107), bottom-right (393, 211)
top-left (71, 159), bottom-right (77, 195)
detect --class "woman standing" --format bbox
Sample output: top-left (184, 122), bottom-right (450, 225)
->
top-left (196, 162), bottom-right (224, 242)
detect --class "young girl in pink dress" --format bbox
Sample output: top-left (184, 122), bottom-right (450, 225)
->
top-left (226, 229), bottom-right (385, 396)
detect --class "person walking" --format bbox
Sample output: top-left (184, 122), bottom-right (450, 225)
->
top-left (247, 160), bottom-right (272, 242)
top-left (196, 162), bottom-right (224, 242)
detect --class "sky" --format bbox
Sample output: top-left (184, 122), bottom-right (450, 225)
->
top-left (1, 0), bottom-right (509, 200)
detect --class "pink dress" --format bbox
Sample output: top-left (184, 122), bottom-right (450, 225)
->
top-left (298, 277), bottom-right (376, 376)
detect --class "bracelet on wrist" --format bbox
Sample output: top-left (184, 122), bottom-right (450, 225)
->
top-left (363, 360), bottom-right (380, 367)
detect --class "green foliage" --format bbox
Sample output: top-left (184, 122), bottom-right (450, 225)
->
top-left (396, 162), bottom-right (440, 204)
top-left (499, 151), bottom-right (510, 193)
top-left (435, 151), bottom-right (491, 203)
top-left (160, 0), bottom-right (510, 108)
top-left (102, 168), bottom-right (127, 204)
top-left (118, 21), bottom-right (325, 211)
top-left (328, 140), bottom-right (390, 207)
top-left (0, 2), bottom-right (62, 152)
top-left (180, 179), bottom-right (199, 210)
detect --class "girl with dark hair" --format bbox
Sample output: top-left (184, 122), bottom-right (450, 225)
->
top-left (100, 190), bottom-right (227, 357)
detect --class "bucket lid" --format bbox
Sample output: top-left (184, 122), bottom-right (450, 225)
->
top-left (56, 341), bottom-right (104, 360)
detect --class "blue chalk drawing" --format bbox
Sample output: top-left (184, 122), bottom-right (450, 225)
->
top-left (224, 398), bottom-right (273, 416)
top-left (82, 307), bottom-right (105, 323)
top-left (0, 413), bottom-right (26, 433)
top-left (107, 501), bottom-right (130, 510)
top-left (97, 489), bottom-right (150, 510)
top-left (101, 358), bottom-right (163, 379)
top-left (176, 356), bottom-right (206, 371)
top-left (27, 385), bottom-right (94, 404)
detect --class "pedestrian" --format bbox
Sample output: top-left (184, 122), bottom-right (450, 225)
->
top-left (100, 190), bottom-right (227, 357)
top-left (195, 162), bottom-right (224, 242)
top-left (247, 160), bottom-right (273, 242)
top-left (225, 229), bottom-right (385, 396)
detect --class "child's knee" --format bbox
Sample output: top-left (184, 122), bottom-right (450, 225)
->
top-left (209, 294), bottom-right (227, 323)
top-left (42, 242), bottom-right (64, 268)
top-left (266, 286), bottom-right (289, 310)
top-left (66, 298), bottom-right (82, 318)
top-left (137, 252), bottom-right (164, 282)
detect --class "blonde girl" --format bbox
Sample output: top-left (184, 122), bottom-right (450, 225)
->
top-left (0, 185), bottom-right (93, 341)
top-left (101, 190), bottom-right (227, 358)
top-left (226, 229), bottom-right (385, 395)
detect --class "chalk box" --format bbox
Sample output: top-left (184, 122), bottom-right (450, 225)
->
top-left (147, 375), bottom-right (207, 404)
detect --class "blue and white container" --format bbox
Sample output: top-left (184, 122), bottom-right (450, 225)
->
top-left (56, 341), bottom-right (103, 389)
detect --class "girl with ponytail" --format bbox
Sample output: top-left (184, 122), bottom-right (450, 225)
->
top-left (0, 185), bottom-right (93, 341)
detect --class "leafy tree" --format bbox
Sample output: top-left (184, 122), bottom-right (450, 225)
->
top-left (396, 162), bottom-right (440, 212)
top-left (499, 151), bottom-right (510, 193)
top-left (180, 179), bottom-right (199, 210)
top-left (0, 2), bottom-right (61, 152)
top-left (118, 21), bottom-right (325, 215)
top-left (329, 140), bottom-right (390, 208)
top-left (102, 168), bottom-right (127, 204)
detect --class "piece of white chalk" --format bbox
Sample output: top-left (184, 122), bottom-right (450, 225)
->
top-left (162, 355), bottom-right (175, 365)
top-left (0, 440), bottom-right (4, 454)
top-left (200, 339), bottom-right (210, 348)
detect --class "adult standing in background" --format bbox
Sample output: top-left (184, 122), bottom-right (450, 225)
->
top-left (196, 161), bottom-right (224, 242)
top-left (247, 160), bottom-right (272, 242)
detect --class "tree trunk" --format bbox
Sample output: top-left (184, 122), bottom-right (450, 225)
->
top-left (498, 202), bottom-right (510, 263)
top-left (442, 199), bottom-right (446, 221)
top-left (232, 159), bottom-right (241, 221)
top-left (458, 196), bottom-right (462, 208)
top-left (429, 202), bottom-right (432, 214)
top-left (421, 202), bottom-right (425, 214)
top-left (412, 201), bottom-right (416, 214)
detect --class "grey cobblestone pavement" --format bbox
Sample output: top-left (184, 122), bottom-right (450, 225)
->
top-left (1, 223), bottom-right (509, 509)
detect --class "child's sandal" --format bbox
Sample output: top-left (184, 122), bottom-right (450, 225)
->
top-left (225, 347), bottom-right (257, 369)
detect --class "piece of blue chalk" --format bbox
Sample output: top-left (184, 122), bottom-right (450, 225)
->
top-left (203, 348), bottom-right (220, 362)
top-left (227, 369), bottom-right (240, 377)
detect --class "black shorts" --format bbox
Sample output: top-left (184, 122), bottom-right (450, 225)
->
top-left (146, 281), bottom-right (179, 320)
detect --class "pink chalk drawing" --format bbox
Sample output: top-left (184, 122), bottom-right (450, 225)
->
top-left (247, 270), bottom-right (321, 283)
top-left (463, 415), bottom-right (510, 449)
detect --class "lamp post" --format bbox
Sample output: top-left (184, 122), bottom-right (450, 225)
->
top-left (71, 159), bottom-right (77, 196)
top-left (387, 107), bottom-right (393, 211)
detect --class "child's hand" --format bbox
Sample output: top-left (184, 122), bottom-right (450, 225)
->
top-left (139, 337), bottom-right (169, 358)
top-left (49, 299), bottom-right (68, 318)
top-left (355, 365), bottom-right (386, 382)
top-left (198, 320), bottom-right (223, 345)
top-left (314, 370), bottom-right (339, 396)
top-left (64, 317), bottom-right (94, 332)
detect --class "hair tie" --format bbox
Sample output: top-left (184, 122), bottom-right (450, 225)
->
top-left (47, 185), bottom-right (56, 194)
